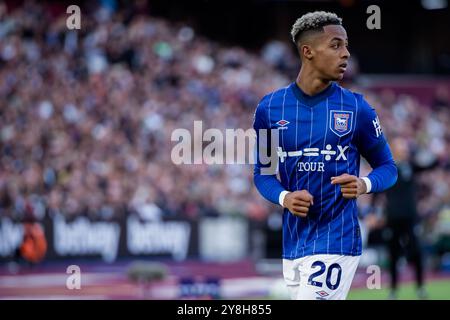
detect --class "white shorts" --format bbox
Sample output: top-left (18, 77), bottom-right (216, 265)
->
top-left (283, 254), bottom-right (360, 300)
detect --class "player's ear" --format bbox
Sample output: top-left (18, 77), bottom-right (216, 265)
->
top-left (301, 44), bottom-right (313, 60)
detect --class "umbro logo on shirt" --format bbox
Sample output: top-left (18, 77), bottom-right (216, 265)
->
top-left (315, 290), bottom-right (329, 299)
top-left (276, 119), bottom-right (290, 130)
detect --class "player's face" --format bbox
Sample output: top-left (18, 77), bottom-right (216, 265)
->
top-left (311, 25), bottom-right (350, 81)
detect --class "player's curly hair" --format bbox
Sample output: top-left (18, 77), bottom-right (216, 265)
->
top-left (291, 11), bottom-right (342, 44)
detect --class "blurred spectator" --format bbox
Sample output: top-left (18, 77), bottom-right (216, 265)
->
top-left (19, 219), bottom-right (48, 265)
top-left (371, 137), bottom-right (442, 299)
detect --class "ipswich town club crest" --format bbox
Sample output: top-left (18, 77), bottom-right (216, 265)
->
top-left (330, 110), bottom-right (353, 137)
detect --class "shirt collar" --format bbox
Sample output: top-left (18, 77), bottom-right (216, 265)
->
top-left (290, 81), bottom-right (337, 106)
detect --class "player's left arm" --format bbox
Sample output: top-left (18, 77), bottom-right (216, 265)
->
top-left (332, 96), bottom-right (398, 199)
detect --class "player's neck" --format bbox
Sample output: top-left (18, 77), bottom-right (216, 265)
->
top-left (296, 68), bottom-right (332, 96)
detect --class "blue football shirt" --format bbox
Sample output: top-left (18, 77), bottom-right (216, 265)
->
top-left (253, 81), bottom-right (397, 259)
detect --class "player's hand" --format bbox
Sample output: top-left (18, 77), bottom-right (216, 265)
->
top-left (283, 190), bottom-right (314, 218)
top-left (330, 173), bottom-right (367, 199)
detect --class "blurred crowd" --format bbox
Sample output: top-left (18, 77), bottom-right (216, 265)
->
top-left (0, 1), bottom-right (449, 249)
top-left (0, 1), bottom-right (294, 223)
top-left (355, 87), bottom-right (450, 264)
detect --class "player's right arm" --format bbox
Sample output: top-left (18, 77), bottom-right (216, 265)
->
top-left (253, 97), bottom-right (313, 216)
